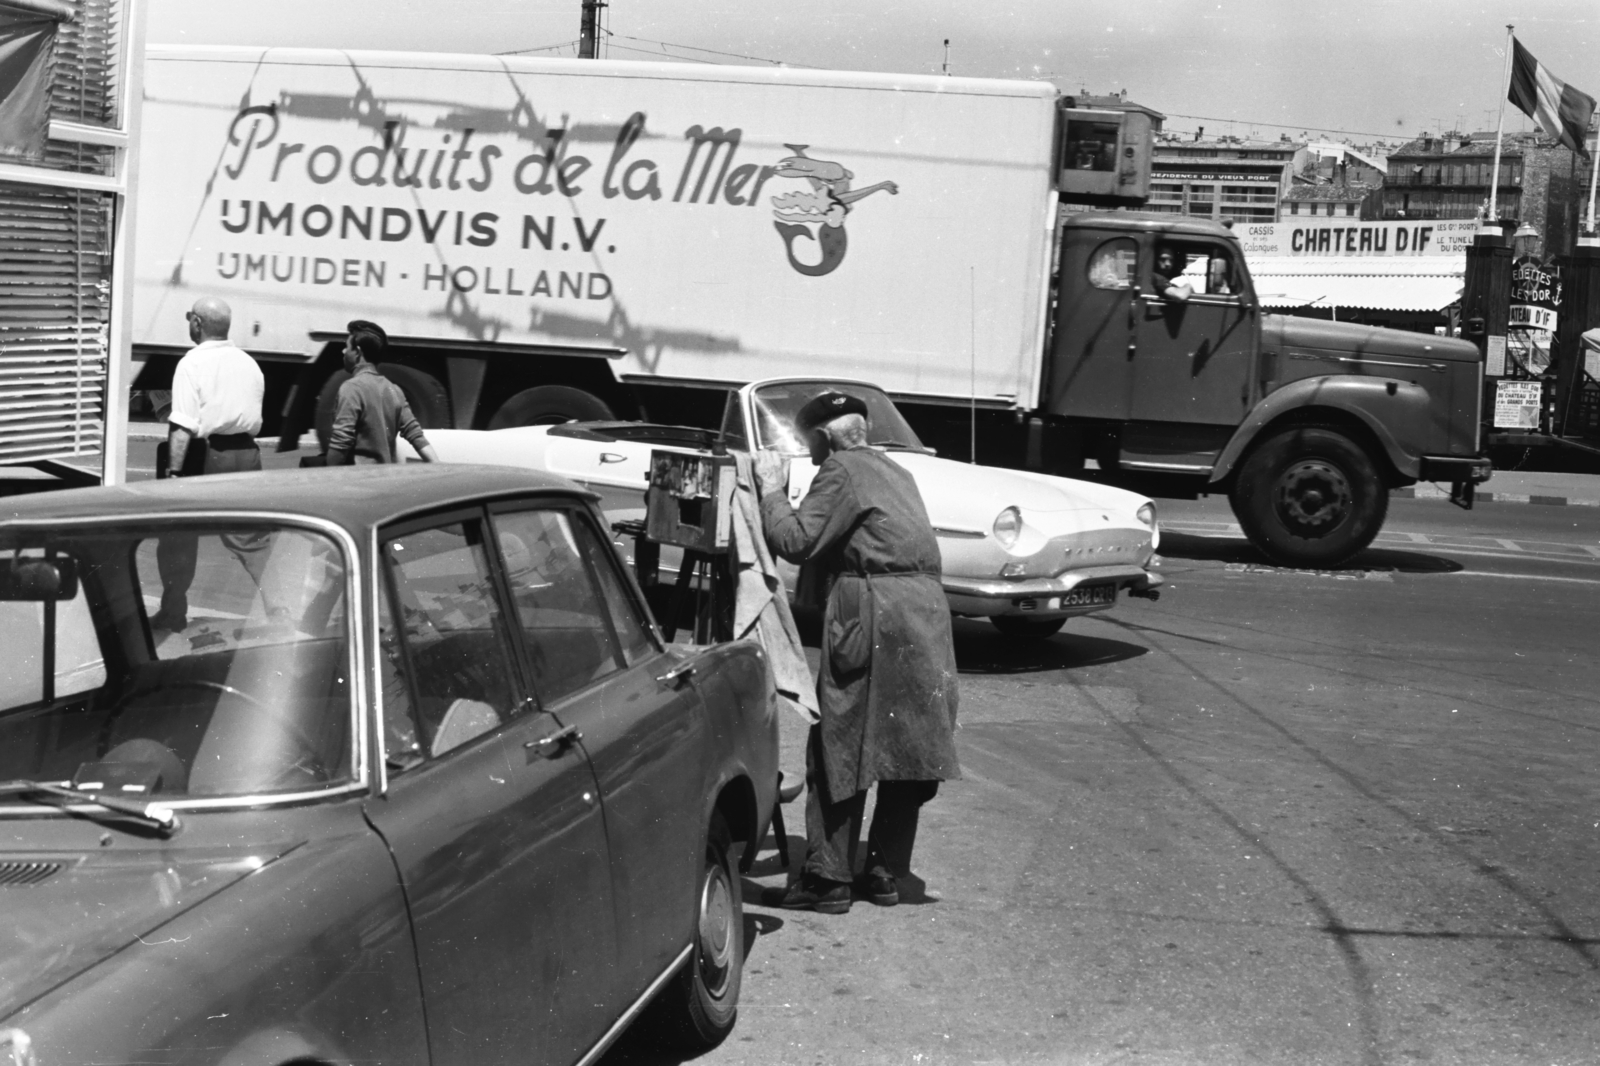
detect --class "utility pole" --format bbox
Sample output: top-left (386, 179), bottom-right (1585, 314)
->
top-left (580, 0), bottom-right (606, 59)
top-left (942, 39), bottom-right (950, 76)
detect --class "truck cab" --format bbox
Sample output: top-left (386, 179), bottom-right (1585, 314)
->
top-left (1046, 212), bottom-right (1490, 567)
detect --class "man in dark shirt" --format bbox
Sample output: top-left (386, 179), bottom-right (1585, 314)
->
top-left (754, 391), bottom-right (960, 914)
top-left (325, 320), bottom-right (440, 465)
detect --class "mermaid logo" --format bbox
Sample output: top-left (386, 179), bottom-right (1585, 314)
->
top-left (769, 145), bottom-right (898, 277)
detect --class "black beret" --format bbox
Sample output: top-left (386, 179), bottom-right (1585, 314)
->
top-left (347, 319), bottom-right (388, 348)
top-left (795, 390), bottom-right (869, 433)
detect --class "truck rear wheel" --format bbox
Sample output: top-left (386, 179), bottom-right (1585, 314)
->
top-left (1229, 427), bottom-right (1387, 568)
top-left (314, 364), bottom-right (452, 451)
top-left (487, 385), bottom-right (614, 428)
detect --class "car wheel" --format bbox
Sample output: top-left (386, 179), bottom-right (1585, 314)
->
top-left (648, 811), bottom-right (742, 1051)
top-left (314, 365), bottom-right (452, 452)
top-left (1229, 426), bottom-right (1387, 568)
top-left (487, 385), bottom-right (614, 429)
top-left (990, 615), bottom-right (1067, 641)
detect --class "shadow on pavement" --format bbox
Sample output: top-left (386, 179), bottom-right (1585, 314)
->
top-left (952, 622), bottom-right (1148, 674)
top-left (1158, 531), bottom-right (1464, 574)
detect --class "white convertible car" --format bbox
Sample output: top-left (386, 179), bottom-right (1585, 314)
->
top-left (408, 378), bottom-right (1162, 639)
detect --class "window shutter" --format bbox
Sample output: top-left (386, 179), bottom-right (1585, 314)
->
top-left (0, 0), bottom-right (118, 462)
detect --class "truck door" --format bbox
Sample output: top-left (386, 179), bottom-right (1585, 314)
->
top-left (1130, 240), bottom-right (1257, 425)
top-left (1045, 233), bottom-right (1139, 421)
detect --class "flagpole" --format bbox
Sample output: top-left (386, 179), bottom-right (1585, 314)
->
top-left (1587, 129), bottom-right (1598, 235)
top-left (1487, 24), bottom-right (1514, 228)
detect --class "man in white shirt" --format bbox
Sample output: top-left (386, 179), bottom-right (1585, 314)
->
top-left (153, 298), bottom-right (269, 631)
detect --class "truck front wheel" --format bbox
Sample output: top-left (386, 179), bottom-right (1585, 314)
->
top-left (488, 385), bottom-right (615, 428)
top-left (1229, 427), bottom-right (1388, 568)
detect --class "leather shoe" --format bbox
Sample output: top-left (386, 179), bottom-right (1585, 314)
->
top-left (855, 873), bottom-right (899, 907)
top-left (149, 609), bottom-right (186, 632)
top-left (773, 875), bottom-right (851, 914)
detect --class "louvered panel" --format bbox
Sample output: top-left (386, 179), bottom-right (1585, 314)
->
top-left (0, 172), bottom-right (111, 462)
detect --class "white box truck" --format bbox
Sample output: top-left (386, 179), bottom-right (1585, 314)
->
top-left (134, 46), bottom-right (1487, 567)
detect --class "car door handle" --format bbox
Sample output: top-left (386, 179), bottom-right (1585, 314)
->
top-left (524, 723), bottom-right (581, 759)
top-left (599, 452), bottom-right (627, 464)
top-left (656, 660), bottom-right (696, 687)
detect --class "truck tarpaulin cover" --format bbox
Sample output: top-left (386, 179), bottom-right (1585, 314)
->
top-left (135, 48), bottom-right (1059, 406)
top-left (0, 0), bottom-right (68, 162)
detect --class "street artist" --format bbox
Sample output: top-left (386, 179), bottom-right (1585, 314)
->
top-left (753, 390), bottom-right (960, 914)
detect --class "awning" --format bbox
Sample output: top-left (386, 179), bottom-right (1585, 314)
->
top-left (1240, 255), bottom-right (1466, 312)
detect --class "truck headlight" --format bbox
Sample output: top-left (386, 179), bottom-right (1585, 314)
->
top-left (1137, 502), bottom-right (1157, 527)
top-left (992, 506), bottom-right (1022, 549)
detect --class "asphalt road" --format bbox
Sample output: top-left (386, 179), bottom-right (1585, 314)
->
top-left (602, 493), bottom-right (1600, 1066)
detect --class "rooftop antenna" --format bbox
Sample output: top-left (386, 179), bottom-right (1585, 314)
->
top-left (942, 39), bottom-right (950, 75)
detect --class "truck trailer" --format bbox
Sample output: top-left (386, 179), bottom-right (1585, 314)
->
top-left (132, 46), bottom-right (1489, 566)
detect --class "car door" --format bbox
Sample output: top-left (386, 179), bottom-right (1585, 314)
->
top-left (486, 501), bottom-right (709, 1001)
top-left (1130, 239), bottom-right (1258, 426)
top-left (362, 508), bottom-right (619, 1066)
top-left (1045, 232), bottom-right (1139, 421)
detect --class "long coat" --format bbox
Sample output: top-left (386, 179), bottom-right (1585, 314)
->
top-left (760, 446), bottom-right (960, 803)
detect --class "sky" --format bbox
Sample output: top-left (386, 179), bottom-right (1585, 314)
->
top-left (146, 0), bottom-right (1597, 147)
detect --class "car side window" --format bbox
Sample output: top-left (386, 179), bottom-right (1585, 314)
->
top-left (1087, 237), bottom-right (1138, 290)
top-left (719, 392), bottom-right (748, 450)
top-left (573, 516), bottom-right (658, 667)
top-left (491, 508), bottom-right (626, 705)
top-left (376, 587), bottom-right (424, 772)
top-left (1201, 246), bottom-right (1237, 296)
top-left (382, 520), bottom-right (519, 758)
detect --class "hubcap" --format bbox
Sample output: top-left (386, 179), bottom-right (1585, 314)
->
top-left (1273, 458), bottom-right (1352, 535)
top-left (697, 864), bottom-right (734, 997)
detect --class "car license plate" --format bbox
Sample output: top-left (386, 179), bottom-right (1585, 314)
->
top-left (1063, 584), bottom-right (1116, 607)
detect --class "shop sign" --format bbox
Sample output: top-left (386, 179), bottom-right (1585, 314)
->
top-left (1492, 379), bottom-right (1543, 429)
top-left (1238, 219), bottom-right (1477, 256)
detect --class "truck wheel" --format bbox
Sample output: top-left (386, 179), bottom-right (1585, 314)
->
top-left (991, 616), bottom-right (1066, 641)
top-left (1229, 427), bottom-right (1388, 568)
top-left (314, 365), bottom-right (452, 451)
top-left (488, 385), bottom-right (614, 429)
top-left (645, 811), bottom-right (742, 1051)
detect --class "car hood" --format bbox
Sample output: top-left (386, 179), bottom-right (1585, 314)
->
top-left (0, 841), bottom-right (299, 1018)
top-left (791, 450), bottom-right (1152, 531)
top-left (1264, 313), bottom-right (1481, 363)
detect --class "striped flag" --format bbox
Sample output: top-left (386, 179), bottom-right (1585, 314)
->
top-left (1508, 38), bottom-right (1596, 158)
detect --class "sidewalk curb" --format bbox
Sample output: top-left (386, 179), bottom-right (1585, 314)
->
top-left (1393, 484), bottom-right (1600, 507)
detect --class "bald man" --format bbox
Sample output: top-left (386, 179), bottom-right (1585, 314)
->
top-left (152, 297), bottom-right (268, 631)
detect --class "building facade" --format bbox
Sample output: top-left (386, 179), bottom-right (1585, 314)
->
top-left (1381, 131), bottom-right (1595, 259)
top-left (1147, 133), bottom-right (1307, 224)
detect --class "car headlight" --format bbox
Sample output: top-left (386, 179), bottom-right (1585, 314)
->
top-left (1137, 502), bottom-right (1157, 527)
top-left (993, 506), bottom-right (1022, 549)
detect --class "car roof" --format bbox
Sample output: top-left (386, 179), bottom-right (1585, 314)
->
top-left (1062, 211), bottom-right (1241, 241)
top-left (0, 464), bottom-right (594, 537)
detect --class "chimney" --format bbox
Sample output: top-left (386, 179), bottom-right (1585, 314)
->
top-left (1194, 125), bottom-right (1204, 142)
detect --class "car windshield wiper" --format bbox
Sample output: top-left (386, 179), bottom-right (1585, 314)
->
top-left (0, 779), bottom-right (180, 836)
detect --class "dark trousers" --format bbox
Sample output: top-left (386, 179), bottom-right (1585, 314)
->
top-left (157, 438), bottom-right (269, 622)
top-left (803, 724), bottom-right (939, 884)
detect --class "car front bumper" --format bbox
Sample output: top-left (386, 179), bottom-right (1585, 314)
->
top-left (943, 564), bottom-right (1162, 619)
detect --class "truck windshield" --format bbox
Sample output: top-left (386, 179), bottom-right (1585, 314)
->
top-left (0, 522), bottom-right (353, 806)
top-left (750, 382), bottom-right (927, 456)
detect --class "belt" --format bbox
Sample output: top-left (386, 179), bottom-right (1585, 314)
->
top-left (206, 432), bottom-right (257, 449)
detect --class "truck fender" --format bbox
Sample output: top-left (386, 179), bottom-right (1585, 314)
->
top-left (1209, 375), bottom-right (1432, 484)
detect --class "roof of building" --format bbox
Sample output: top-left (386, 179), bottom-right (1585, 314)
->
top-left (0, 465), bottom-right (593, 540)
top-left (1284, 183), bottom-right (1376, 203)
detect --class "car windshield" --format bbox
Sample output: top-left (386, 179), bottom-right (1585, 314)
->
top-left (0, 521), bottom-right (353, 805)
top-left (750, 381), bottom-right (927, 456)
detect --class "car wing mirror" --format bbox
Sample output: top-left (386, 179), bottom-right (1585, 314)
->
top-left (0, 557), bottom-right (78, 600)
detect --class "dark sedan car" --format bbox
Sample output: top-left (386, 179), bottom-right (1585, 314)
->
top-left (0, 465), bottom-right (778, 1066)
